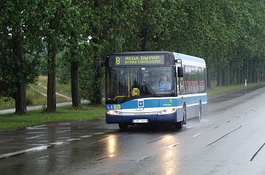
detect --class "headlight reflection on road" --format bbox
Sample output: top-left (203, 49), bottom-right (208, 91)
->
top-left (162, 135), bottom-right (180, 175)
top-left (108, 135), bottom-right (117, 158)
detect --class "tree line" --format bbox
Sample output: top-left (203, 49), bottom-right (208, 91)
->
top-left (1, 0), bottom-right (265, 114)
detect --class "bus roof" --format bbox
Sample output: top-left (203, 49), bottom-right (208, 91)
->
top-left (108, 51), bottom-right (172, 56)
top-left (173, 52), bottom-right (206, 68)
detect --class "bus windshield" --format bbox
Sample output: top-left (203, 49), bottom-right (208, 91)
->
top-left (106, 66), bottom-right (175, 103)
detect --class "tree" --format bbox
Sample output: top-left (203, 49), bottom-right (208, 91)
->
top-left (0, 0), bottom-right (41, 114)
top-left (39, 0), bottom-right (78, 112)
top-left (65, 1), bottom-right (92, 108)
top-left (46, 12), bottom-right (59, 112)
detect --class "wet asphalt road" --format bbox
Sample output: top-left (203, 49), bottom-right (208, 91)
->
top-left (1, 85), bottom-right (265, 174)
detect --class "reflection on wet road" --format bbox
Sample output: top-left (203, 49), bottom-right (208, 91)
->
top-left (107, 135), bottom-right (116, 158)
top-left (161, 135), bottom-right (180, 175)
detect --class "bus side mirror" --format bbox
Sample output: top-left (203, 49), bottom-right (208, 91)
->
top-left (178, 67), bottom-right (183, 77)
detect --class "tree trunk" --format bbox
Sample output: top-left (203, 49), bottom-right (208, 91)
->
top-left (240, 68), bottom-right (244, 84)
top-left (243, 58), bottom-right (248, 84)
top-left (217, 66), bottom-right (221, 86)
top-left (94, 56), bottom-right (102, 105)
top-left (71, 61), bottom-right (81, 108)
top-left (46, 41), bottom-right (57, 112)
top-left (221, 68), bottom-right (226, 86)
top-left (46, 16), bottom-right (58, 112)
top-left (92, 0), bottom-right (102, 105)
top-left (207, 68), bottom-right (211, 88)
top-left (13, 38), bottom-right (27, 115)
top-left (15, 81), bottom-right (27, 115)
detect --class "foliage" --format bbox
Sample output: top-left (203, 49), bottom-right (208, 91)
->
top-left (0, 0), bottom-right (42, 114)
top-left (0, 1), bottom-right (42, 97)
top-left (2, 0), bottom-right (265, 111)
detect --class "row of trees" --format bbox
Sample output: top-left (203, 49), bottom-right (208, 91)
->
top-left (1, 0), bottom-right (265, 114)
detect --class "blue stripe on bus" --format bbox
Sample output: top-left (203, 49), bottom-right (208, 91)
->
top-left (118, 95), bottom-right (206, 109)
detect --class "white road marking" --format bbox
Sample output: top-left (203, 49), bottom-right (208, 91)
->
top-left (0, 145), bottom-right (50, 159)
top-left (80, 135), bottom-right (93, 138)
top-left (93, 132), bottom-right (105, 135)
top-left (213, 126), bottom-right (219, 129)
top-left (26, 135), bottom-right (45, 140)
top-left (50, 142), bottom-right (65, 145)
top-left (193, 133), bottom-right (202, 138)
top-left (164, 143), bottom-right (180, 148)
top-left (66, 138), bottom-right (81, 142)
top-left (136, 156), bottom-right (150, 162)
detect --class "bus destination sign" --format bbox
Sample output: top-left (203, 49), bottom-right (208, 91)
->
top-left (115, 55), bottom-right (164, 66)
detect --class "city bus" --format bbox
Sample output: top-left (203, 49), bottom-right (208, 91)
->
top-left (105, 51), bottom-right (207, 130)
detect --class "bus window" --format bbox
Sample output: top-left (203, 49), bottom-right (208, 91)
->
top-left (106, 66), bottom-right (175, 103)
top-left (106, 67), bottom-right (141, 103)
top-left (181, 65), bottom-right (206, 94)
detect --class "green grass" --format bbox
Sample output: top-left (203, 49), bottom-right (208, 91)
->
top-left (207, 83), bottom-right (261, 96)
top-left (0, 104), bottom-right (105, 130)
top-left (207, 84), bottom-right (245, 96)
top-left (0, 76), bottom-right (72, 110)
top-left (0, 97), bottom-right (15, 110)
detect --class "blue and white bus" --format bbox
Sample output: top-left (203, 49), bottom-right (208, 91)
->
top-left (105, 51), bottom-right (207, 130)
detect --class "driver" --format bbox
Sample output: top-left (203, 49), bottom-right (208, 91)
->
top-left (157, 73), bottom-right (171, 90)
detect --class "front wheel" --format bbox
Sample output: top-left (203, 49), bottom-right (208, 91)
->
top-left (175, 105), bottom-right (186, 130)
top-left (175, 121), bottom-right (183, 129)
top-left (118, 123), bottom-right (128, 131)
top-left (198, 101), bottom-right (203, 121)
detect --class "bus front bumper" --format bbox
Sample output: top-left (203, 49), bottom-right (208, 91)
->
top-left (106, 111), bottom-right (181, 124)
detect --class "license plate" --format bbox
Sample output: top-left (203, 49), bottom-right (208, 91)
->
top-left (133, 119), bottom-right (148, 123)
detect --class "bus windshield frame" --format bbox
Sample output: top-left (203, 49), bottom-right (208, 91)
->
top-left (105, 52), bottom-right (176, 104)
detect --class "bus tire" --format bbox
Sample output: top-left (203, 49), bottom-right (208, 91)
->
top-left (175, 104), bottom-right (186, 129)
top-left (119, 123), bottom-right (128, 131)
top-left (175, 121), bottom-right (183, 129)
top-left (183, 104), bottom-right (187, 124)
top-left (198, 101), bottom-right (202, 121)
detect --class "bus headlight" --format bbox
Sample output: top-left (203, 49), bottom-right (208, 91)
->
top-left (106, 110), bottom-right (121, 115)
top-left (160, 108), bottom-right (176, 115)
top-left (106, 110), bottom-right (115, 115)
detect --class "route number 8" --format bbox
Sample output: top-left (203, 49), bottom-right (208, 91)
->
top-left (116, 57), bottom-right (120, 65)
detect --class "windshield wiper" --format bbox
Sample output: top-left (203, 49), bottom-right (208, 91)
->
top-left (143, 81), bottom-right (160, 97)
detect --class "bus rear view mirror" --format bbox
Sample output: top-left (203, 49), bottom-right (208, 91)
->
top-left (178, 67), bottom-right (183, 77)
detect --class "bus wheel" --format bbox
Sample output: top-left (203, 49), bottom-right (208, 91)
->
top-left (175, 121), bottom-right (183, 129)
top-left (182, 104), bottom-right (187, 124)
top-left (119, 123), bottom-right (128, 131)
top-left (175, 105), bottom-right (186, 129)
top-left (198, 101), bottom-right (202, 121)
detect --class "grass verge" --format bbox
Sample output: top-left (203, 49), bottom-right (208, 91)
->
top-left (207, 84), bottom-right (245, 96)
top-left (0, 104), bottom-right (105, 130)
top-left (0, 76), bottom-right (72, 110)
top-left (207, 83), bottom-right (261, 96)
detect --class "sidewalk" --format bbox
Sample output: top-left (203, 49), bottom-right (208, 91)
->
top-left (0, 102), bottom-right (72, 114)
top-left (0, 100), bottom-right (89, 114)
